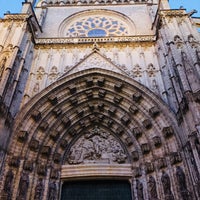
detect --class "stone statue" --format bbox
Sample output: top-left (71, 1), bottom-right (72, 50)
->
top-left (136, 179), bottom-right (144, 200)
top-left (195, 138), bottom-right (200, 159)
top-left (17, 172), bottom-right (29, 199)
top-left (176, 166), bottom-right (190, 200)
top-left (3, 170), bottom-right (14, 199)
top-left (148, 175), bottom-right (158, 200)
top-left (0, 57), bottom-right (6, 80)
top-left (34, 179), bottom-right (44, 200)
top-left (161, 171), bottom-right (174, 200)
top-left (48, 181), bottom-right (57, 200)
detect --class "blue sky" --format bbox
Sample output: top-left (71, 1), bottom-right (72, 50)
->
top-left (0, 0), bottom-right (200, 18)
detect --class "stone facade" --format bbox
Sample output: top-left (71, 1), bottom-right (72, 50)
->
top-left (0, 0), bottom-right (200, 199)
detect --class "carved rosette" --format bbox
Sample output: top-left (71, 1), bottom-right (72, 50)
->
top-left (66, 126), bottom-right (128, 164)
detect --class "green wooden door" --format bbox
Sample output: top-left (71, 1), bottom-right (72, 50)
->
top-left (61, 180), bottom-right (132, 200)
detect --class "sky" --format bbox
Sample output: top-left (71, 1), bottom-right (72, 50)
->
top-left (0, 0), bottom-right (199, 18)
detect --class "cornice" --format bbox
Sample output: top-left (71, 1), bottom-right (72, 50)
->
top-left (35, 35), bottom-right (156, 45)
top-left (0, 14), bottom-right (29, 22)
top-left (159, 9), bottom-right (187, 17)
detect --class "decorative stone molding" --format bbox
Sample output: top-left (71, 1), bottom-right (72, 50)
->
top-left (129, 105), bottom-right (138, 114)
top-left (41, 146), bottom-right (51, 157)
top-left (50, 169), bottom-right (59, 179)
top-left (98, 89), bottom-right (106, 98)
top-left (149, 106), bottom-right (160, 118)
top-left (113, 95), bottom-right (123, 104)
top-left (132, 127), bottom-right (142, 139)
top-left (142, 119), bottom-right (152, 129)
top-left (35, 35), bottom-right (156, 45)
top-left (108, 106), bottom-right (116, 116)
top-left (121, 114), bottom-right (131, 126)
top-left (141, 143), bottom-right (150, 155)
top-left (170, 152), bottom-right (182, 165)
top-left (145, 162), bottom-right (154, 174)
top-left (23, 161), bottom-right (34, 172)
top-left (114, 82), bottom-right (124, 92)
top-left (39, 121), bottom-right (49, 131)
top-left (131, 151), bottom-right (139, 161)
top-left (162, 126), bottom-right (174, 138)
top-left (153, 136), bottom-right (162, 148)
top-left (61, 164), bottom-right (132, 179)
top-left (69, 97), bottom-right (78, 105)
top-left (37, 164), bottom-right (47, 176)
top-left (17, 131), bottom-right (28, 143)
top-left (29, 139), bottom-right (39, 152)
top-left (8, 156), bottom-right (20, 168)
top-left (48, 95), bottom-right (58, 105)
top-left (54, 153), bottom-right (62, 164)
top-left (62, 116), bottom-right (71, 127)
top-left (85, 90), bottom-right (93, 99)
top-left (68, 85), bottom-right (77, 94)
top-left (52, 108), bottom-right (62, 117)
top-left (31, 110), bottom-right (41, 122)
top-left (97, 77), bottom-right (105, 87)
top-left (60, 139), bottom-right (68, 149)
top-left (50, 130), bottom-right (60, 141)
top-left (157, 158), bottom-right (167, 169)
top-left (125, 137), bottom-right (133, 146)
top-left (134, 167), bottom-right (142, 177)
top-left (132, 92), bottom-right (142, 102)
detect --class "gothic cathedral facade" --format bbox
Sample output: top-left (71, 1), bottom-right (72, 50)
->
top-left (0, 0), bottom-right (200, 199)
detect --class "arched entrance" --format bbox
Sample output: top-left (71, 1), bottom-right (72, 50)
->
top-left (0, 69), bottom-right (192, 200)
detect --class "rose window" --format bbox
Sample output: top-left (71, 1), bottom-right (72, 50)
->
top-left (66, 16), bottom-right (128, 37)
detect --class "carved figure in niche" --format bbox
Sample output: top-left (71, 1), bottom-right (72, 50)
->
top-left (48, 181), bottom-right (57, 200)
top-left (17, 172), bottom-right (29, 199)
top-left (176, 166), bottom-right (190, 200)
top-left (0, 150), bottom-right (5, 170)
top-left (3, 170), bottom-right (14, 199)
top-left (67, 126), bottom-right (127, 164)
top-left (161, 171), bottom-right (174, 200)
top-left (0, 57), bottom-right (6, 80)
top-left (34, 178), bottom-right (44, 200)
top-left (194, 137), bottom-right (200, 159)
top-left (152, 79), bottom-right (160, 94)
top-left (148, 175), bottom-right (158, 200)
top-left (136, 179), bottom-right (144, 200)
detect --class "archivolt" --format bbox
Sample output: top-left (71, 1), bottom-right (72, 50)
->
top-left (3, 68), bottom-right (184, 198)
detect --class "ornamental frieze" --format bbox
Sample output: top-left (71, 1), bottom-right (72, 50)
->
top-left (35, 35), bottom-right (156, 45)
top-left (66, 126), bottom-right (128, 165)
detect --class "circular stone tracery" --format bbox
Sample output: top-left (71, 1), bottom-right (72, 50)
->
top-left (66, 16), bottom-right (128, 37)
top-left (59, 10), bottom-right (135, 37)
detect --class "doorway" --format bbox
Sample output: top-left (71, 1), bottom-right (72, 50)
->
top-left (61, 179), bottom-right (132, 200)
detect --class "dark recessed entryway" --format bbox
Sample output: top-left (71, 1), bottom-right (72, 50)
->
top-left (61, 180), bottom-right (132, 200)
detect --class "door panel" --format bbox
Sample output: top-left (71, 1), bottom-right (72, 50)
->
top-left (61, 180), bottom-right (132, 200)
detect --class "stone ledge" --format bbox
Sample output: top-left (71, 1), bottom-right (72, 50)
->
top-left (61, 164), bottom-right (132, 179)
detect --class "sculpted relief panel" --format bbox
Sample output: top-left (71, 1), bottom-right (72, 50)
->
top-left (66, 126), bottom-right (128, 165)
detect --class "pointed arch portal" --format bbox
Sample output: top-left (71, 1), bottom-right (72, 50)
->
top-left (3, 68), bottom-right (186, 199)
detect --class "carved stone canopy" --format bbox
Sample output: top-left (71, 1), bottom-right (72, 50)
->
top-left (66, 126), bottom-right (129, 165)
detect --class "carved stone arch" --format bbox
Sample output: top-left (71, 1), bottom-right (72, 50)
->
top-left (3, 68), bottom-right (187, 199)
top-left (58, 9), bottom-right (136, 37)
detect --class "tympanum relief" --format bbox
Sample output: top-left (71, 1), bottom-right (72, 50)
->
top-left (66, 126), bottom-right (128, 165)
